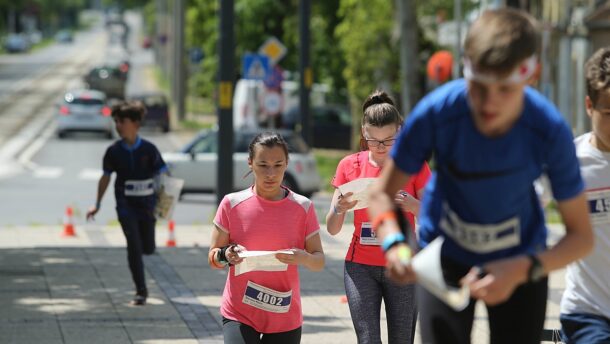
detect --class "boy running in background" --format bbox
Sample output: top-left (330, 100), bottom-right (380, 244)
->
top-left (87, 101), bottom-right (168, 306)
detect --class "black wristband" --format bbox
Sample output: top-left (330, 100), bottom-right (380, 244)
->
top-left (217, 245), bottom-right (234, 266)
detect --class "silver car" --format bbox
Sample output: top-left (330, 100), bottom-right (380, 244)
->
top-left (163, 129), bottom-right (321, 197)
top-left (56, 89), bottom-right (114, 139)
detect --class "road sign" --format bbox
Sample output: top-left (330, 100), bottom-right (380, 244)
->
top-left (261, 90), bottom-right (282, 117)
top-left (259, 36), bottom-right (287, 65)
top-left (264, 65), bottom-right (284, 90)
top-left (242, 53), bottom-right (270, 81)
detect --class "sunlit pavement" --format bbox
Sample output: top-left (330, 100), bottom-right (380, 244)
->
top-left (0, 223), bottom-right (566, 344)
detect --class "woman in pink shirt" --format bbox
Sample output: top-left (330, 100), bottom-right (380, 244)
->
top-left (208, 132), bottom-right (325, 344)
top-left (326, 90), bottom-right (431, 344)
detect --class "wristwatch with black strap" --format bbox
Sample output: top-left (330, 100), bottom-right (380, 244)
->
top-left (527, 254), bottom-right (545, 283)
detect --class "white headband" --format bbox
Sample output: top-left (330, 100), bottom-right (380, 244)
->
top-left (463, 55), bottom-right (537, 84)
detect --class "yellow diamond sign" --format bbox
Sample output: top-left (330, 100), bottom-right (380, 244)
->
top-left (259, 37), bottom-right (287, 65)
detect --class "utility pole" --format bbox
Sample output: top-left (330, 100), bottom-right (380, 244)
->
top-left (217, 0), bottom-right (235, 204)
top-left (173, 0), bottom-right (186, 121)
top-left (558, 0), bottom-right (573, 127)
top-left (453, 0), bottom-right (462, 80)
top-left (299, 0), bottom-right (312, 147)
top-left (397, 0), bottom-right (419, 113)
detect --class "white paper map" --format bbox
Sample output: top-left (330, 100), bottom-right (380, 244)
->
top-left (337, 178), bottom-right (377, 211)
top-left (411, 237), bottom-right (471, 311)
top-left (234, 250), bottom-right (294, 276)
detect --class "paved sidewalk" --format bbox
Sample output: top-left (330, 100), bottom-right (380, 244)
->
top-left (0, 223), bottom-right (566, 343)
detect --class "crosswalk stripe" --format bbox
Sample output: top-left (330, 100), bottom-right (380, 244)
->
top-left (33, 166), bottom-right (63, 179)
top-left (78, 168), bottom-right (103, 180)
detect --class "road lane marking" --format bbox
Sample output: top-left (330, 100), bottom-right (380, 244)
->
top-left (33, 166), bottom-right (63, 179)
top-left (78, 168), bottom-right (103, 181)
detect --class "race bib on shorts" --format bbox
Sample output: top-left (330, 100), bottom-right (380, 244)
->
top-left (359, 222), bottom-right (380, 245)
top-left (242, 281), bottom-right (292, 313)
top-left (439, 203), bottom-right (520, 253)
top-left (587, 189), bottom-right (610, 225)
top-left (125, 179), bottom-right (154, 196)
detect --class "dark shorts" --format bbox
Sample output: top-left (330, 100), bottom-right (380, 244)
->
top-left (561, 312), bottom-right (610, 344)
top-left (222, 317), bottom-right (301, 344)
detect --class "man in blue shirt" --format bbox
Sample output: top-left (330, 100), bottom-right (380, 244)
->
top-left (87, 101), bottom-right (168, 306)
top-left (367, 8), bottom-right (593, 344)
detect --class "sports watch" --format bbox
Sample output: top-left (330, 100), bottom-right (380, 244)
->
top-left (527, 254), bottom-right (545, 283)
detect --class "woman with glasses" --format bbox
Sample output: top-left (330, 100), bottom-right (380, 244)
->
top-left (325, 90), bottom-right (431, 344)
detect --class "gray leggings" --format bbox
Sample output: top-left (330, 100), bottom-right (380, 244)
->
top-left (344, 261), bottom-right (417, 344)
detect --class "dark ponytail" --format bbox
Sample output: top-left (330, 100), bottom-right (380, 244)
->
top-left (359, 90), bottom-right (403, 151)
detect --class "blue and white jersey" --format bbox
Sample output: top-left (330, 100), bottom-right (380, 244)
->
top-left (391, 79), bottom-right (583, 266)
top-left (103, 136), bottom-right (168, 219)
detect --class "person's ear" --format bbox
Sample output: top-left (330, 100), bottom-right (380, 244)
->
top-left (585, 96), bottom-right (594, 119)
top-left (527, 62), bottom-right (541, 86)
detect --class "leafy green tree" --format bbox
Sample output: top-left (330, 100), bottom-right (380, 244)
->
top-left (336, 0), bottom-right (398, 110)
top-left (182, 0), bottom-right (346, 103)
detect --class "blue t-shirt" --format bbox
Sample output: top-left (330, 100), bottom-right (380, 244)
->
top-left (391, 79), bottom-right (583, 266)
top-left (103, 136), bottom-right (168, 219)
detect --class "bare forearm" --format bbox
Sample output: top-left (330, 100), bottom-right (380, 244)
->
top-left (304, 251), bottom-right (325, 271)
top-left (325, 211), bottom-right (345, 235)
top-left (539, 194), bottom-right (593, 273)
top-left (538, 230), bottom-right (593, 273)
top-left (96, 175), bottom-right (111, 205)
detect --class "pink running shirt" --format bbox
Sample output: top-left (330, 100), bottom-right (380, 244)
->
top-left (331, 150), bottom-right (431, 266)
top-left (213, 186), bottom-right (320, 333)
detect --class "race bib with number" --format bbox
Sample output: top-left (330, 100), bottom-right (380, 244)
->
top-left (439, 203), bottom-right (520, 253)
top-left (242, 281), bottom-right (292, 313)
top-left (587, 189), bottom-right (610, 225)
top-left (125, 179), bottom-right (154, 196)
top-left (359, 222), bottom-right (380, 246)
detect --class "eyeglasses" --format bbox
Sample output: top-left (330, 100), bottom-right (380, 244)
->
top-left (365, 137), bottom-right (396, 147)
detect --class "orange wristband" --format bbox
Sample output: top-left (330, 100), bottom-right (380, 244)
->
top-left (208, 248), bottom-right (225, 269)
top-left (371, 210), bottom-right (397, 231)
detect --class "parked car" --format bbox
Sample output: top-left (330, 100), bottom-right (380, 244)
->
top-left (163, 128), bottom-right (321, 197)
top-left (283, 104), bottom-right (352, 150)
top-left (55, 30), bottom-right (74, 43)
top-left (56, 89), bottom-right (114, 139)
top-left (3, 34), bottom-right (30, 53)
top-left (128, 92), bottom-right (170, 132)
top-left (84, 65), bottom-right (126, 99)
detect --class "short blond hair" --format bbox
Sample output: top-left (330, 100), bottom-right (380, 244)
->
top-left (464, 8), bottom-right (540, 77)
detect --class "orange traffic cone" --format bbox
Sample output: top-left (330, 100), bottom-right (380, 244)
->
top-left (166, 220), bottom-right (176, 247)
top-left (62, 206), bottom-right (76, 237)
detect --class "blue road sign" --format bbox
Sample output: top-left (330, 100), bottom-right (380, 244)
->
top-left (242, 53), bottom-right (270, 81)
top-left (264, 65), bottom-right (284, 90)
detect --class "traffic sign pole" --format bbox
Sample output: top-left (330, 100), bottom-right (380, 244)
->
top-left (299, 0), bottom-right (312, 147)
top-left (217, 0), bottom-right (234, 204)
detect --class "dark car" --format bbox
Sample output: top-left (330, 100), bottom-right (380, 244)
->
top-left (4, 34), bottom-right (30, 53)
top-left (128, 92), bottom-right (170, 132)
top-left (84, 65), bottom-right (127, 100)
top-left (283, 104), bottom-right (352, 150)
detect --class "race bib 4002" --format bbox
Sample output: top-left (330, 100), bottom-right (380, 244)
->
top-left (242, 281), bottom-right (292, 313)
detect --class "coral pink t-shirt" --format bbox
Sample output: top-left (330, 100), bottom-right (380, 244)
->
top-left (213, 187), bottom-right (320, 333)
top-left (331, 151), bottom-right (431, 266)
